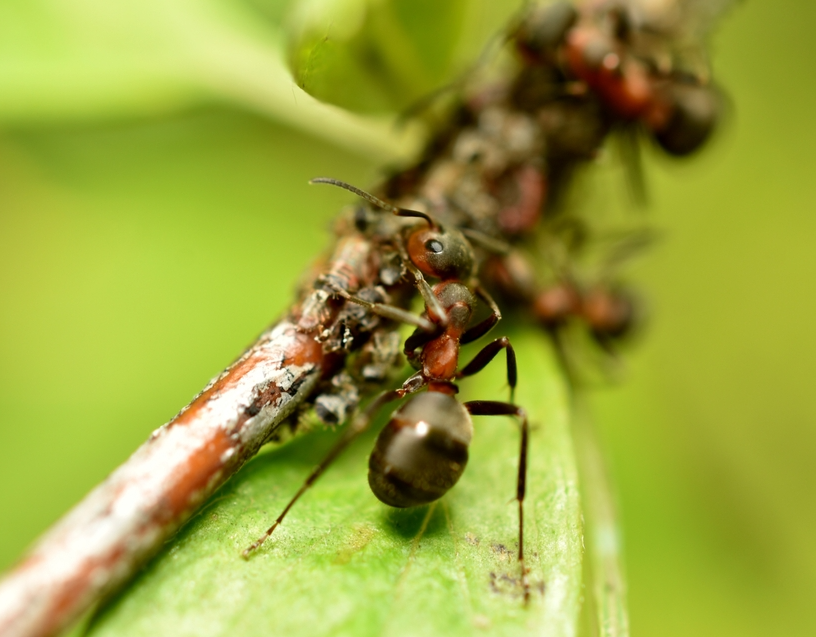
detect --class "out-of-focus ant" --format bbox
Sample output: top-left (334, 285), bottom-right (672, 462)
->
top-left (244, 179), bottom-right (533, 602)
top-left (532, 278), bottom-right (635, 344)
top-left (482, 226), bottom-right (649, 383)
top-left (515, 0), bottom-right (719, 157)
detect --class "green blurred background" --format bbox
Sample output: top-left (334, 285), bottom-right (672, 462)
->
top-left (1, 1), bottom-right (814, 636)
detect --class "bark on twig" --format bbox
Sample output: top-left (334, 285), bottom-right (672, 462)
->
top-left (0, 234), bottom-right (389, 637)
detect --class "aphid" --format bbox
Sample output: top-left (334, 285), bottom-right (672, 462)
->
top-left (244, 180), bottom-right (532, 602)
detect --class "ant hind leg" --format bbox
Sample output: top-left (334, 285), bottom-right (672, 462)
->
top-left (464, 400), bottom-right (531, 603)
top-left (242, 388), bottom-right (406, 558)
top-left (456, 336), bottom-right (518, 403)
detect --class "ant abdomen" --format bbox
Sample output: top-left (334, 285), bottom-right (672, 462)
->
top-left (651, 81), bottom-right (719, 156)
top-left (368, 392), bottom-right (473, 508)
top-left (582, 286), bottom-right (637, 341)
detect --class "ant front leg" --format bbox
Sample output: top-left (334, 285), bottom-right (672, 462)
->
top-left (456, 336), bottom-right (517, 403)
top-left (463, 400), bottom-right (530, 603)
top-left (400, 251), bottom-right (448, 327)
top-left (403, 326), bottom-right (435, 370)
top-left (330, 285), bottom-right (437, 333)
top-left (242, 388), bottom-right (406, 558)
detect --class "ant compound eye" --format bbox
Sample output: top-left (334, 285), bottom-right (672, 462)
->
top-left (425, 239), bottom-right (444, 254)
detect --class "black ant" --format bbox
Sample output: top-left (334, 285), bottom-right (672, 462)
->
top-left (243, 179), bottom-right (533, 602)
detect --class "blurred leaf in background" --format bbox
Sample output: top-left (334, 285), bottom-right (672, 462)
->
top-left (284, 0), bottom-right (517, 113)
top-left (0, 0), bottom-right (418, 160)
top-left (1, 1), bottom-right (816, 637)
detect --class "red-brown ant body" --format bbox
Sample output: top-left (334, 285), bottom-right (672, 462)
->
top-left (515, 0), bottom-right (719, 157)
top-left (244, 179), bottom-right (532, 602)
top-left (533, 280), bottom-right (637, 348)
top-left (481, 232), bottom-right (642, 380)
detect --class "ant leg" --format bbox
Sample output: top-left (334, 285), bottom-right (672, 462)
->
top-left (403, 327), bottom-right (435, 369)
top-left (456, 336), bottom-right (517, 403)
top-left (330, 285), bottom-right (437, 333)
top-left (242, 388), bottom-right (405, 557)
top-left (460, 285), bottom-right (502, 344)
top-left (400, 252), bottom-right (448, 327)
top-left (547, 327), bottom-right (578, 390)
top-left (464, 400), bottom-right (530, 603)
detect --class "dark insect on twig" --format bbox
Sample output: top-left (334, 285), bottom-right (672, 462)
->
top-left (244, 179), bottom-right (533, 601)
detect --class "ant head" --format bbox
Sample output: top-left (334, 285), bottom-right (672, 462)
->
top-left (309, 177), bottom-right (475, 282)
top-left (406, 225), bottom-right (475, 282)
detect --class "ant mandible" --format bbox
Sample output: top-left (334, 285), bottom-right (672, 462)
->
top-left (243, 178), bottom-right (532, 602)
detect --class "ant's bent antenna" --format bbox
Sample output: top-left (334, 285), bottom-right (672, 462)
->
top-left (310, 177), bottom-right (437, 229)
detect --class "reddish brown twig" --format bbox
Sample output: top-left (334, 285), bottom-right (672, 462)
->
top-left (0, 233), bottom-right (394, 637)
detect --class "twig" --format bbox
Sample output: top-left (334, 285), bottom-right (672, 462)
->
top-left (0, 235), bottom-right (389, 637)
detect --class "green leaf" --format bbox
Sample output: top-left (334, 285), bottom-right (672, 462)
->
top-left (285, 0), bottom-right (525, 114)
top-left (86, 328), bottom-right (583, 637)
top-left (286, 0), bottom-right (468, 113)
top-left (0, 0), bottom-right (416, 162)
top-left (574, 407), bottom-right (630, 637)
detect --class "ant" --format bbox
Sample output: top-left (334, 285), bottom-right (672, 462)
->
top-left (515, 0), bottom-right (719, 156)
top-left (530, 278), bottom-right (635, 345)
top-left (243, 179), bottom-right (533, 602)
top-left (481, 226), bottom-right (649, 383)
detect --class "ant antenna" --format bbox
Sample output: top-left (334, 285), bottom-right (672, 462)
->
top-left (311, 178), bottom-right (438, 229)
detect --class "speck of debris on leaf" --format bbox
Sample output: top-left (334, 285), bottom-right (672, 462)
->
top-left (491, 542), bottom-right (512, 560)
top-left (489, 571), bottom-right (542, 599)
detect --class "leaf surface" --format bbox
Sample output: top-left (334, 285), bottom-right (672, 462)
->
top-left (86, 328), bottom-right (584, 637)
